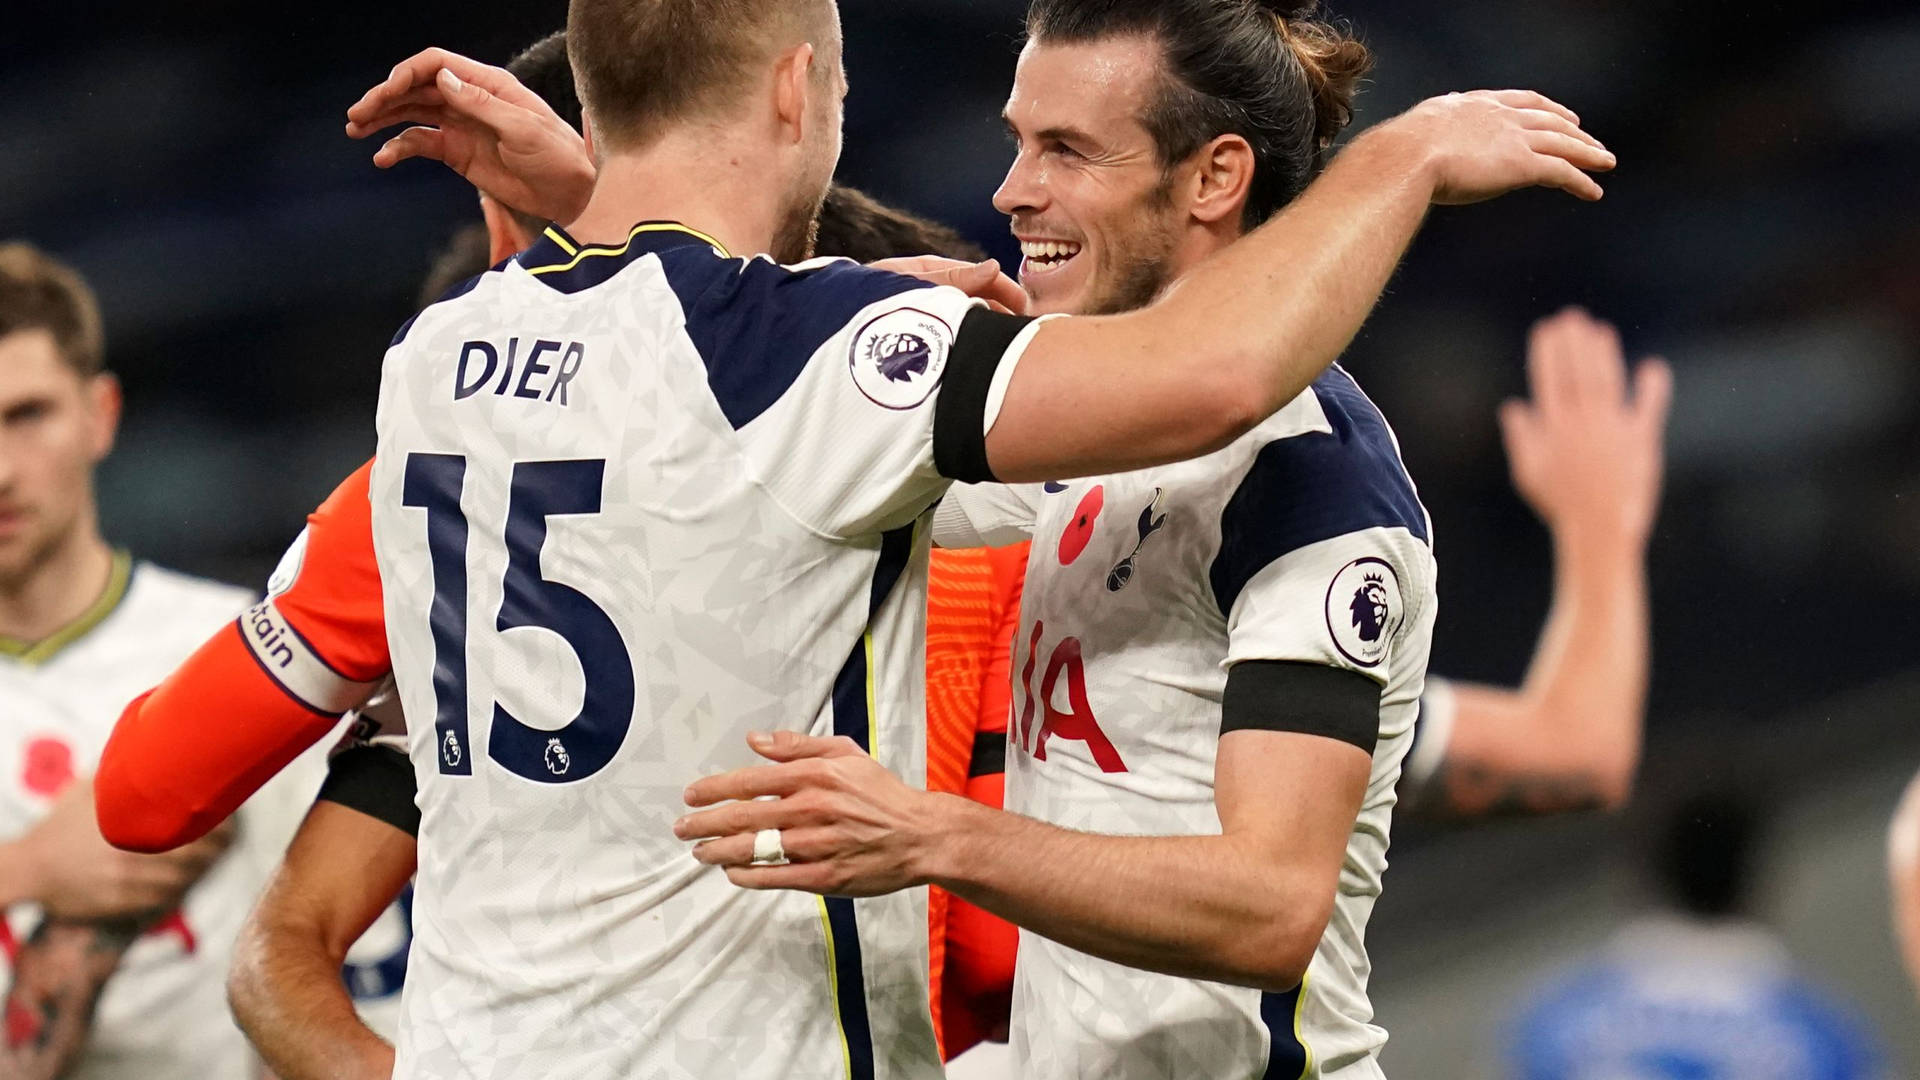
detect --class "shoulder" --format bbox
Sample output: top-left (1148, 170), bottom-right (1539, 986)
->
top-left (124, 560), bottom-right (254, 626)
top-left (666, 253), bottom-right (959, 430)
top-left (1210, 367), bottom-right (1430, 612)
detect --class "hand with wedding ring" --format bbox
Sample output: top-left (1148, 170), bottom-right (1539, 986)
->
top-left (677, 732), bottom-right (955, 898)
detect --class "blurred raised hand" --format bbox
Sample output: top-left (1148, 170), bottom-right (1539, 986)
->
top-left (1500, 307), bottom-right (1672, 550)
top-left (1403, 309), bottom-right (1670, 821)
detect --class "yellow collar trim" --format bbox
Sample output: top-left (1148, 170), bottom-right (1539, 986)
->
top-left (530, 223), bottom-right (731, 276)
top-left (0, 550), bottom-right (134, 665)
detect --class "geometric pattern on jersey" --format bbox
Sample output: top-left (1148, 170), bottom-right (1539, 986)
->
top-left (943, 365), bottom-right (1437, 1080)
top-left (370, 222), bottom-right (1025, 1080)
top-left (0, 559), bottom-right (329, 1080)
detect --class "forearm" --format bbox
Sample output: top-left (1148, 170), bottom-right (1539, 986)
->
top-left (923, 797), bottom-right (1324, 992)
top-left (1523, 531), bottom-right (1649, 745)
top-left (1435, 534), bottom-right (1647, 815)
top-left (996, 128), bottom-right (1435, 481)
top-left (0, 920), bottom-right (138, 1079)
top-left (229, 917), bottom-right (393, 1080)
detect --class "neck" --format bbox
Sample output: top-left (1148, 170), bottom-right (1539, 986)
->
top-left (1168, 220), bottom-right (1244, 285)
top-left (566, 127), bottom-right (785, 259)
top-left (0, 515), bottom-right (115, 644)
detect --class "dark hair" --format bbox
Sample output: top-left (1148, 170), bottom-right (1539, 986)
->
top-left (1656, 792), bottom-right (1760, 918)
top-left (567, 0), bottom-right (835, 151)
top-left (501, 32), bottom-right (582, 235)
top-left (1025, 0), bottom-right (1371, 228)
top-left (815, 186), bottom-right (986, 264)
top-left (0, 242), bottom-right (105, 376)
top-left (417, 224), bottom-right (496, 308)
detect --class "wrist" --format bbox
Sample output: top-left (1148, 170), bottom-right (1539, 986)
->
top-left (1550, 525), bottom-right (1647, 577)
top-left (1345, 120), bottom-right (1442, 202)
top-left (911, 793), bottom-right (986, 891)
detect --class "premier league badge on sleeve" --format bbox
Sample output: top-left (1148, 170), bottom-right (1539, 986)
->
top-left (1325, 557), bottom-right (1403, 668)
top-left (849, 307), bottom-right (952, 409)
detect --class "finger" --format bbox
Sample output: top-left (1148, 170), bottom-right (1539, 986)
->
top-left (348, 48), bottom-right (523, 126)
top-left (1531, 154), bottom-right (1606, 202)
top-left (689, 833), bottom-right (755, 866)
top-left (376, 128), bottom-right (448, 169)
top-left (345, 86), bottom-right (450, 137)
top-left (723, 863), bottom-right (840, 894)
top-left (1523, 130), bottom-right (1616, 175)
top-left (745, 730), bottom-right (863, 763)
top-left (1633, 357), bottom-right (1674, 432)
top-left (1497, 399), bottom-right (1536, 464)
top-left (1527, 312), bottom-right (1578, 413)
top-left (1576, 317), bottom-right (1627, 405)
top-left (1515, 109), bottom-right (1608, 154)
top-left (971, 262), bottom-right (1029, 315)
top-left (1488, 89), bottom-right (1580, 126)
top-left (675, 795), bottom-right (826, 841)
top-left (869, 255), bottom-right (973, 275)
top-left (683, 761), bottom-right (819, 807)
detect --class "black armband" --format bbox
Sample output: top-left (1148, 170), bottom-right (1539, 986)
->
top-left (316, 744), bottom-right (421, 836)
top-left (1220, 660), bottom-right (1380, 755)
top-left (933, 308), bottom-right (1036, 485)
top-left (968, 731), bottom-right (1008, 778)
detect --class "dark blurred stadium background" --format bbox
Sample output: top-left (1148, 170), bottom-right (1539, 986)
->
top-left (7, 0), bottom-right (1918, 1072)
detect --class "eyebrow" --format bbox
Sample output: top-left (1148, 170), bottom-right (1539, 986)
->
top-left (1002, 113), bottom-right (1104, 149)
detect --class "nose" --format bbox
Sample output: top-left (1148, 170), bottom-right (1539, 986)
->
top-left (993, 149), bottom-right (1046, 219)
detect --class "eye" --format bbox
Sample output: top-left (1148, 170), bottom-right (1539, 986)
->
top-left (1048, 141), bottom-right (1084, 161)
top-left (3, 401), bottom-right (50, 426)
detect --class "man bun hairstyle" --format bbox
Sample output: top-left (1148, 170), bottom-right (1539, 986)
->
top-left (1027, 0), bottom-right (1372, 228)
top-left (0, 243), bottom-right (106, 377)
top-left (1265, 1), bottom-right (1373, 153)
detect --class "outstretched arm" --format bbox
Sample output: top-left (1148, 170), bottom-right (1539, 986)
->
top-left (1409, 310), bottom-right (1671, 818)
top-left (678, 724), bottom-right (1369, 993)
top-left (345, 54), bottom-right (1615, 483)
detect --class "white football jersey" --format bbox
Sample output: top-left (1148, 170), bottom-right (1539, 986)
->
top-left (369, 223), bottom-right (1038, 1080)
top-left (0, 555), bottom-right (323, 1080)
top-left (937, 367), bottom-right (1436, 1080)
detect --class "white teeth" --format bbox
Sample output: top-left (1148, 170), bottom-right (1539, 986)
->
top-left (1021, 240), bottom-right (1082, 262)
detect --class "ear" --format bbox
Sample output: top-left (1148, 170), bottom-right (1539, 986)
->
top-left (770, 41), bottom-right (817, 145)
top-left (581, 111), bottom-right (598, 162)
top-left (85, 373), bottom-right (121, 463)
top-left (1186, 133), bottom-right (1256, 228)
top-left (480, 195), bottom-right (536, 263)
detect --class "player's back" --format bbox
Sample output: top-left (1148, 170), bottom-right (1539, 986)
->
top-left (370, 223), bottom-right (989, 1080)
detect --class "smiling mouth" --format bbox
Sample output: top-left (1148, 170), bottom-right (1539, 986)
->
top-left (1020, 239), bottom-right (1083, 275)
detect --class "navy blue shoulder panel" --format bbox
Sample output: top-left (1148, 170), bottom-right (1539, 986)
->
top-left (657, 252), bottom-right (934, 430)
top-left (1209, 367), bottom-right (1428, 617)
top-left (389, 258), bottom-right (510, 348)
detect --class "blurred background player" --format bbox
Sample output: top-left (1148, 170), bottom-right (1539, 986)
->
top-left (1507, 792), bottom-right (1886, 1079)
top-left (0, 243), bottom-right (309, 1079)
top-left (1400, 307), bottom-right (1669, 819)
top-left (1886, 770), bottom-right (1920, 1007)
